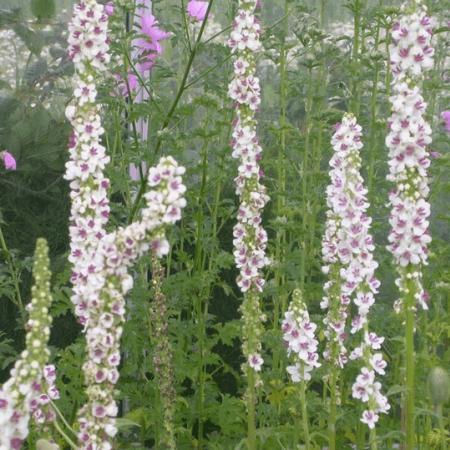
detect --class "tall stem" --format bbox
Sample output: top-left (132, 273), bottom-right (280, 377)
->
top-left (351, 0), bottom-right (362, 116)
top-left (405, 272), bottom-right (416, 449)
top-left (0, 224), bottom-right (24, 318)
top-left (367, 11), bottom-right (382, 198)
top-left (300, 379), bottom-right (311, 450)
top-left (370, 428), bottom-right (378, 450)
top-left (273, 0), bottom-right (289, 376)
top-left (328, 367), bottom-right (337, 450)
top-left (247, 367), bottom-right (257, 450)
top-left (300, 67), bottom-right (314, 292)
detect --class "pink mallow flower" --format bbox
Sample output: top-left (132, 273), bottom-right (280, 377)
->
top-left (187, 1), bottom-right (208, 22)
top-left (1, 151), bottom-right (16, 170)
top-left (104, 2), bottom-right (114, 16)
top-left (441, 111), bottom-right (450, 132)
top-left (134, 14), bottom-right (171, 73)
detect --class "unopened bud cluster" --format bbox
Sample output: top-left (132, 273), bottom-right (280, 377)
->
top-left (0, 239), bottom-right (57, 449)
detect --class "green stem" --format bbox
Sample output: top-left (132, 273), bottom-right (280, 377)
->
top-left (351, 0), bottom-right (362, 116)
top-left (300, 380), bottom-right (311, 450)
top-left (300, 67), bottom-right (314, 292)
top-left (367, 14), bottom-right (382, 199)
top-left (247, 367), bottom-right (257, 450)
top-left (53, 420), bottom-right (78, 450)
top-left (370, 428), bottom-right (378, 450)
top-left (405, 272), bottom-right (416, 449)
top-left (0, 224), bottom-right (24, 318)
top-left (272, 0), bottom-right (289, 377)
top-left (328, 367), bottom-right (337, 450)
top-left (50, 400), bottom-right (78, 439)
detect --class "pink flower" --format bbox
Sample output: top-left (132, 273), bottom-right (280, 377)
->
top-left (1, 151), bottom-right (16, 170)
top-left (104, 2), bottom-right (114, 16)
top-left (140, 14), bottom-right (170, 52)
top-left (134, 14), bottom-right (170, 74)
top-left (115, 73), bottom-right (139, 96)
top-left (129, 162), bottom-right (148, 181)
top-left (441, 111), bottom-right (450, 132)
top-left (187, 1), bottom-right (208, 22)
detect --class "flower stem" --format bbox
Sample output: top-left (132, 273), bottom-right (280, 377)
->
top-left (300, 380), bottom-right (311, 450)
top-left (0, 223), bottom-right (24, 318)
top-left (272, 0), bottom-right (289, 377)
top-left (328, 367), bottom-right (337, 450)
top-left (247, 367), bottom-right (257, 450)
top-left (405, 272), bottom-right (416, 449)
top-left (370, 428), bottom-right (378, 450)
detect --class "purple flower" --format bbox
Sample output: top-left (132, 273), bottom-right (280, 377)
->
top-left (104, 2), bottom-right (114, 16)
top-left (133, 13), bottom-right (170, 74)
top-left (129, 162), bottom-right (148, 181)
top-left (441, 111), bottom-right (450, 132)
top-left (187, 1), bottom-right (208, 22)
top-left (1, 151), bottom-right (16, 170)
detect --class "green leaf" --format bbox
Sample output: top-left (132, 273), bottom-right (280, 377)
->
top-left (116, 418), bottom-right (141, 429)
top-left (31, 0), bottom-right (55, 20)
top-left (23, 58), bottom-right (48, 85)
top-left (13, 24), bottom-right (44, 55)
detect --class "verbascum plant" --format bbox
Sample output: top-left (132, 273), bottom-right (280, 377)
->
top-left (281, 288), bottom-right (320, 450)
top-left (66, 2), bottom-right (187, 448)
top-left (322, 114), bottom-right (389, 449)
top-left (386, 2), bottom-right (435, 447)
top-left (0, 239), bottom-right (56, 450)
top-left (228, 1), bottom-right (269, 448)
top-left (329, 115), bottom-right (389, 448)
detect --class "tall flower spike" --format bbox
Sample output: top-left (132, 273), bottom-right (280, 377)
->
top-left (66, 2), bottom-right (187, 448)
top-left (229, 1), bottom-right (268, 446)
top-left (229, 0), bottom-right (269, 375)
top-left (387, 2), bottom-right (434, 312)
top-left (0, 238), bottom-right (55, 450)
top-left (328, 114), bottom-right (389, 430)
top-left (322, 114), bottom-right (389, 439)
top-left (386, 2), bottom-right (434, 447)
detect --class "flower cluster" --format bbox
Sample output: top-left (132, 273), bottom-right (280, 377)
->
top-left (66, 0), bottom-right (112, 328)
top-left (30, 365), bottom-right (60, 430)
top-left (282, 289), bottom-right (320, 383)
top-left (322, 114), bottom-right (389, 428)
top-left (229, 0), bottom-right (269, 376)
top-left (66, 2), bottom-right (186, 448)
top-left (73, 157), bottom-right (186, 449)
top-left (0, 239), bottom-right (55, 450)
top-left (387, 3), bottom-right (434, 312)
top-left (390, 7), bottom-right (434, 78)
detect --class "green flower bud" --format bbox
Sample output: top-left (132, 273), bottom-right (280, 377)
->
top-left (428, 367), bottom-right (450, 406)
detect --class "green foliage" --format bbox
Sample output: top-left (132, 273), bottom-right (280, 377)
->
top-left (31, 0), bottom-right (56, 21)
